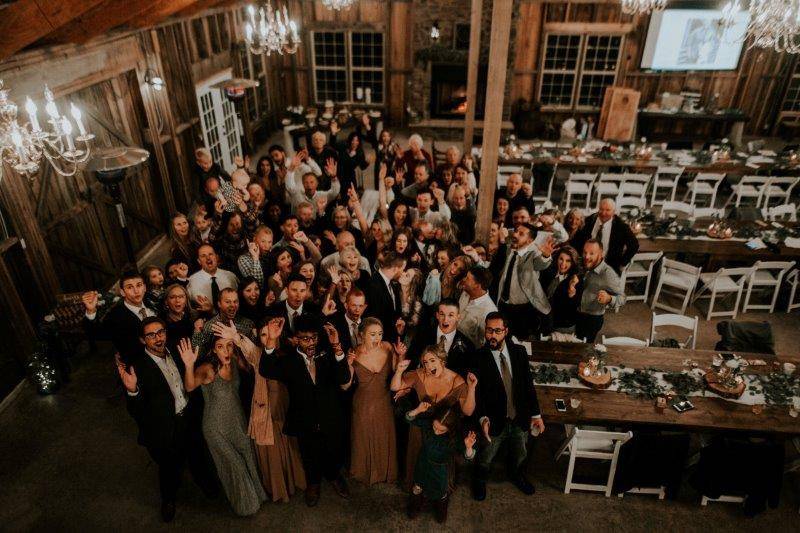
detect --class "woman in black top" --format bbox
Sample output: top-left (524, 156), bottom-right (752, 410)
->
top-left (238, 276), bottom-right (267, 324)
top-left (161, 283), bottom-right (199, 354)
top-left (335, 131), bottom-right (370, 194)
top-left (540, 245), bottom-right (583, 335)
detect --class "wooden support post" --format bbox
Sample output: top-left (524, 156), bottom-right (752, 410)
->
top-left (462, 0), bottom-right (483, 153)
top-left (475, 0), bottom-right (513, 243)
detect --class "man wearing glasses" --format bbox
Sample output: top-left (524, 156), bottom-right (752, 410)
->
top-left (118, 317), bottom-right (218, 522)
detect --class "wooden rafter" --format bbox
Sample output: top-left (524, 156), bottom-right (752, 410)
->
top-left (0, 0), bottom-right (107, 60)
top-left (42, 0), bottom-right (165, 45)
top-left (129, 0), bottom-right (202, 29)
top-left (175, 0), bottom-right (230, 18)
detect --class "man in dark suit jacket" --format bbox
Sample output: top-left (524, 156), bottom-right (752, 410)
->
top-left (327, 288), bottom-right (368, 355)
top-left (266, 273), bottom-right (322, 341)
top-left (259, 315), bottom-right (351, 507)
top-left (364, 252), bottom-right (406, 342)
top-left (571, 198), bottom-right (639, 274)
top-left (472, 312), bottom-right (544, 501)
top-left (120, 317), bottom-right (217, 522)
top-left (82, 270), bottom-right (156, 364)
top-left (407, 298), bottom-right (475, 375)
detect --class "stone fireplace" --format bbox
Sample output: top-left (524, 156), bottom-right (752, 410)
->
top-left (429, 63), bottom-right (487, 119)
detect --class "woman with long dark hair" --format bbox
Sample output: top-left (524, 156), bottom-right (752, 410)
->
top-left (540, 245), bottom-right (583, 335)
top-left (169, 212), bottom-right (200, 272)
top-left (335, 131), bottom-right (370, 193)
top-left (256, 155), bottom-right (284, 205)
top-left (238, 276), bottom-right (267, 324)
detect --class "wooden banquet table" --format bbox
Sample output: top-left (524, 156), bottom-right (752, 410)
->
top-left (527, 341), bottom-right (800, 435)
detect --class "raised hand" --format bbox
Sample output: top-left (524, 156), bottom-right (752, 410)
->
top-left (499, 223), bottom-right (509, 243)
top-left (195, 295), bottom-right (213, 313)
top-left (395, 317), bottom-right (406, 336)
top-left (464, 430), bottom-right (477, 450)
top-left (324, 157), bottom-right (337, 178)
top-left (393, 339), bottom-right (408, 358)
top-left (272, 272), bottom-right (284, 288)
top-left (395, 166), bottom-right (405, 185)
top-left (115, 354), bottom-right (137, 393)
top-left (432, 186), bottom-right (445, 203)
top-left (568, 275), bottom-right (579, 298)
top-left (211, 320), bottom-right (239, 341)
top-left (384, 176), bottom-right (395, 189)
top-left (232, 191), bottom-right (247, 212)
top-left (395, 359), bottom-right (411, 374)
top-left (248, 239), bottom-right (260, 261)
top-left (322, 294), bottom-right (337, 316)
top-left (293, 230), bottom-right (308, 244)
top-left (315, 196), bottom-right (328, 215)
top-left (214, 198), bottom-right (226, 215)
top-left (322, 322), bottom-right (340, 346)
top-left (538, 236), bottom-right (555, 258)
top-left (82, 291), bottom-right (99, 314)
top-left (481, 417), bottom-right (492, 443)
top-left (266, 317), bottom-right (285, 342)
top-left (327, 265), bottom-right (341, 285)
top-left (177, 338), bottom-right (198, 367)
top-left (466, 372), bottom-right (478, 389)
top-left (346, 348), bottom-right (357, 368)
top-left (289, 241), bottom-right (306, 257)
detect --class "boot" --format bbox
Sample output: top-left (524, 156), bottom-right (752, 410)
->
top-left (406, 492), bottom-right (424, 519)
top-left (433, 496), bottom-right (449, 523)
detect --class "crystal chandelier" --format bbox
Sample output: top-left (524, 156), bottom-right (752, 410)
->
top-left (620, 0), bottom-right (667, 15)
top-left (722, 0), bottom-right (800, 54)
top-left (244, 2), bottom-right (300, 56)
top-left (0, 80), bottom-right (93, 177)
top-left (322, 0), bottom-right (356, 10)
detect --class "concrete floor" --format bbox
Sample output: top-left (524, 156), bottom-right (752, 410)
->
top-left (1, 301), bottom-right (800, 531)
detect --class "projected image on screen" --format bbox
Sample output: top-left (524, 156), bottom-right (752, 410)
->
top-left (641, 9), bottom-right (749, 71)
top-left (678, 19), bottom-right (721, 65)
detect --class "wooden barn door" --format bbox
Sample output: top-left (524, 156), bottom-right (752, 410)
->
top-left (195, 69), bottom-right (242, 173)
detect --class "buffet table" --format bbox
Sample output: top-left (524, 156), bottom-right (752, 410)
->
top-left (637, 109), bottom-right (749, 147)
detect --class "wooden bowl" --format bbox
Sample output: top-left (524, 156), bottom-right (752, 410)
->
top-left (577, 362), bottom-right (612, 389)
top-left (703, 370), bottom-right (745, 399)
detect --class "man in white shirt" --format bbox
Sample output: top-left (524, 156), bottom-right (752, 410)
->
top-left (285, 156), bottom-right (341, 215)
top-left (410, 188), bottom-right (451, 224)
top-left (187, 244), bottom-right (238, 312)
top-left (458, 265), bottom-right (498, 348)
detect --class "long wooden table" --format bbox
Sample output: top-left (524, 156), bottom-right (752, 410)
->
top-left (528, 341), bottom-right (800, 435)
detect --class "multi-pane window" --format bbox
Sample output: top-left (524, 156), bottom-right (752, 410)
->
top-left (237, 48), bottom-right (271, 123)
top-left (238, 48), bottom-right (258, 122)
top-left (252, 54), bottom-right (270, 114)
top-left (539, 34), bottom-right (622, 109)
top-left (312, 31), bottom-right (384, 104)
top-left (782, 61), bottom-right (800, 112)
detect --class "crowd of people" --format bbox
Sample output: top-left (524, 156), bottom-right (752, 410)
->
top-left (82, 118), bottom-right (635, 523)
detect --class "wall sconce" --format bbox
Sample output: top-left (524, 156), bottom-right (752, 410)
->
top-left (145, 69), bottom-right (165, 91)
top-left (430, 21), bottom-right (440, 43)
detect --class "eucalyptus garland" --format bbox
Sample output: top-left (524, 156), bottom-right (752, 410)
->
top-left (663, 371), bottom-right (703, 400)
top-left (532, 363), bottom-right (573, 385)
top-left (751, 372), bottom-right (799, 406)
top-left (650, 338), bottom-right (681, 349)
top-left (616, 368), bottom-right (666, 399)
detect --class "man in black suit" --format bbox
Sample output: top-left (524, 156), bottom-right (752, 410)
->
top-left (259, 315), bottom-right (352, 507)
top-left (364, 252), bottom-right (406, 342)
top-left (327, 288), bottom-right (368, 354)
top-left (266, 273), bottom-right (322, 342)
top-left (119, 317), bottom-right (217, 522)
top-left (571, 198), bottom-right (639, 274)
top-left (407, 298), bottom-right (474, 375)
top-left (472, 312), bottom-right (544, 501)
top-left (82, 269), bottom-right (157, 364)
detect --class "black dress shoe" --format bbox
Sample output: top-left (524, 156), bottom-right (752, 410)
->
top-left (512, 475), bottom-right (535, 495)
top-left (160, 501), bottom-right (176, 523)
top-left (407, 492), bottom-right (424, 519)
top-left (305, 484), bottom-right (321, 507)
top-left (472, 480), bottom-right (486, 501)
top-left (433, 496), bottom-right (449, 524)
top-left (332, 475), bottom-right (350, 499)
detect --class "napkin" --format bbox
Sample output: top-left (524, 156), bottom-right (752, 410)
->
top-left (784, 237), bottom-right (800, 249)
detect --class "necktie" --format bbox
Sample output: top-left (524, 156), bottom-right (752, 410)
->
top-left (351, 321), bottom-right (360, 345)
top-left (139, 308), bottom-right (148, 320)
top-left (500, 251), bottom-right (518, 303)
top-left (439, 334), bottom-right (447, 351)
top-left (391, 282), bottom-right (402, 314)
top-left (210, 276), bottom-right (220, 308)
top-left (305, 354), bottom-right (316, 384)
top-left (291, 311), bottom-right (299, 331)
top-left (499, 352), bottom-right (516, 419)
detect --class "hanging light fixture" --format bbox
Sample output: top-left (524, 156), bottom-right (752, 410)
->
top-left (430, 21), bottom-right (441, 43)
top-left (739, 0), bottom-right (800, 53)
top-left (321, 0), bottom-right (356, 10)
top-left (244, 2), bottom-right (300, 56)
top-left (620, 0), bottom-right (667, 15)
top-left (0, 80), bottom-right (94, 178)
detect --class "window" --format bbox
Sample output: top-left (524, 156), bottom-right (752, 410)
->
top-left (253, 54), bottom-right (270, 114)
top-left (539, 33), bottom-right (622, 110)
top-left (312, 31), bottom-right (384, 104)
top-left (238, 48), bottom-right (258, 122)
top-left (782, 61), bottom-right (800, 112)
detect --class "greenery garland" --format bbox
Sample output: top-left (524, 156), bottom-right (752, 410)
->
top-left (616, 368), bottom-right (665, 399)
top-left (414, 44), bottom-right (468, 65)
top-left (532, 363), bottom-right (573, 385)
top-left (663, 371), bottom-right (703, 400)
top-left (750, 372), bottom-right (799, 406)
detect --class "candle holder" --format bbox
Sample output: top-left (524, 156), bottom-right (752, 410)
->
top-left (577, 345), bottom-right (612, 389)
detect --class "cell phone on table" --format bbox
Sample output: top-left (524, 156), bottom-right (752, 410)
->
top-left (555, 399), bottom-right (567, 412)
top-left (671, 400), bottom-right (695, 413)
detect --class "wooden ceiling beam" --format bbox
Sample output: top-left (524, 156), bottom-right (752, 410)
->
top-left (174, 0), bottom-right (230, 18)
top-left (0, 0), bottom-right (107, 60)
top-left (129, 0), bottom-right (202, 29)
top-left (42, 0), bottom-right (165, 45)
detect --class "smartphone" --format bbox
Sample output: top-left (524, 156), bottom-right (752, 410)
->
top-left (672, 400), bottom-right (695, 413)
top-left (555, 399), bottom-right (567, 412)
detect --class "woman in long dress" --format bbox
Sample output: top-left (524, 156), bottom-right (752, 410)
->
top-left (211, 320), bottom-right (307, 502)
top-left (345, 318), bottom-right (401, 485)
top-left (179, 337), bottom-right (266, 516)
top-left (390, 345), bottom-right (477, 490)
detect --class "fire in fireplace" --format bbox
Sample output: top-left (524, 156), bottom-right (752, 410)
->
top-left (429, 63), bottom-right (486, 119)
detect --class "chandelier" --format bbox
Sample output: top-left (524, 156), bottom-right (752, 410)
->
top-left (620, 0), bottom-right (667, 15)
top-left (244, 2), bottom-right (300, 56)
top-left (0, 80), bottom-right (94, 177)
top-left (322, 0), bottom-right (356, 10)
top-left (719, 0), bottom-right (800, 53)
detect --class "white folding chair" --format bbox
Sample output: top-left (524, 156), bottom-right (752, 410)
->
top-left (728, 175), bottom-right (769, 207)
top-left (497, 165), bottom-right (524, 175)
top-left (619, 252), bottom-right (663, 310)
top-left (788, 270), bottom-right (800, 312)
top-left (601, 335), bottom-right (649, 346)
top-left (691, 207), bottom-right (726, 220)
top-left (565, 172), bottom-right (597, 210)
top-left (650, 312), bottom-right (699, 349)
top-left (684, 172), bottom-right (725, 208)
top-left (692, 267), bottom-right (753, 320)
top-left (743, 260), bottom-right (795, 313)
top-left (617, 173), bottom-right (651, 202)
top-left (540, 333), bottom-right (586, 343)
top-left (616, 196), bottom-right (646, 215)
top-left (660, 201), bottom-right (694, 219)
top-left (762, 176), bottom-right (800, 206)
top-left (651, 166), bottom-right (684, 206)
top-left (701, 495), bottom-right (745, 507)
top-left (652, 259), bottom-right (701, 315)
top-left (556, 428), bottom-right (633, 497)
top-left (594, 173), bottom-right (626, 208)
top-left (762, 203), bottom-right (797, 221)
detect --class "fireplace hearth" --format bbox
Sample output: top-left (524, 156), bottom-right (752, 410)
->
top-left (429, 63), bottom-right (486, 120)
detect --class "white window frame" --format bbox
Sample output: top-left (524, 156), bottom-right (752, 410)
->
top-left (310, 30), bottom-right (385, 105)
top-left (538, 32), bottom-right (624, 112)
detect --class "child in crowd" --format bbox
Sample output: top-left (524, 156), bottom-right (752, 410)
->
top-left (142, 265), bottom-right (166, 311)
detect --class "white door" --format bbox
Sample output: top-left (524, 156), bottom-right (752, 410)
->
top-left (195, 69), bottom-right (243, 173)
